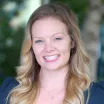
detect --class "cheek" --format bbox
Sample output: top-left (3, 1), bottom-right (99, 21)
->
top-left (62, 46), bottom-right (71, 63)
top-left (32, 45), bottom-right (44, 65)
top-left (59, 41), bottom-right (71, 54)
top-left (62, 46), bottom-right (71, 56)
top-left (32, 45), bottom-right (44, 57)
top-left (61, 45), bottom-right (71, 60)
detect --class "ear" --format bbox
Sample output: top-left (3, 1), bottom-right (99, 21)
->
top-left (71, 40), bottom-right (75, 49)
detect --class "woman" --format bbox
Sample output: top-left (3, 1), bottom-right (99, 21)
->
top-left (0, 3), bottom-right (101, 104)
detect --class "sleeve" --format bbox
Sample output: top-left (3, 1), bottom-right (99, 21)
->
top-left (0, 77), bottom-right (19, 104)
top-left (88, 81), bottom-right (104, 104)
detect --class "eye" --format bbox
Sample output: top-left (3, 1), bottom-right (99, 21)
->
top-left (35, 40), bottom-right (44, 43)
top-left (54, 37), bottom-right (63, 40)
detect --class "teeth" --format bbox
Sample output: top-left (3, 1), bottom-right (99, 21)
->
top-left (44, 55), bottom-right (59, 60)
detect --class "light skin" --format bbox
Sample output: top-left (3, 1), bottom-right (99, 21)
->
top-left (31, 17), bottom-right (73, 104)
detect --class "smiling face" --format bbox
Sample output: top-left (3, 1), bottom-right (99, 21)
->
top-left (31, 17), bottom-right (72, 71)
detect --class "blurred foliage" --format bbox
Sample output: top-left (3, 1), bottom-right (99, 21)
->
top-left (50, 0), bottom-right (88, 26)
top-left (0, 0), bottom-right (25, 84)
top-left (50, 0), bottom-right (104, 26)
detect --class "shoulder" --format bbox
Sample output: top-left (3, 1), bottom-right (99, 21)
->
top-left (90, 81), bottom-right (104, 94)
top-left (0, 77), bottom-right (19, 104)
top-left (88, 81), bottom-right (104, 104)
top-left (0, 77), bottom-right (19, 93)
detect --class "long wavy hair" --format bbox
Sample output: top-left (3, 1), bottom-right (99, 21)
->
top-left (7, 3), bottom-right (91, 104)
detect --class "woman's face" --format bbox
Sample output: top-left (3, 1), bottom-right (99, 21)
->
top-left (31, 17), bottom-right (73, 71)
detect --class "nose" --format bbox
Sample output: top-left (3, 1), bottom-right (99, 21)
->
top-left (44, 41), bottom-right (55, 53)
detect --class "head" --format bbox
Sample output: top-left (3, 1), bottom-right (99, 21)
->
top-left (9, 3), bottom-right (90, 104)
top-left (22, 3), bottom-right (79, 77)
top-left (22, 2), bottom-right (89, 80)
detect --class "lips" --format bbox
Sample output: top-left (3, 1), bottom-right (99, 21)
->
top-left (43, 54), bottom-right (60, 62)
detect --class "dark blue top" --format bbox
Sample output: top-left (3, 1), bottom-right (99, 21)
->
top-left (0, 77), bottom-right (19, 104)
top-left (0, 77), bottom-right (104, 104)
top-left (88, 81), bottom-right (104, 104)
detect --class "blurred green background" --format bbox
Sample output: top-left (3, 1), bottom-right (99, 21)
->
top-left (0, 0), bottom-right (104, 84)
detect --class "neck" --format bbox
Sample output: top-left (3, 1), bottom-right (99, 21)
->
top-left (39, 67), bottom-right (69, 91)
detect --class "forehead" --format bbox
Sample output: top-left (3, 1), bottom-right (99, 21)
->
top-left (31, 17), bottom-right (68, 38)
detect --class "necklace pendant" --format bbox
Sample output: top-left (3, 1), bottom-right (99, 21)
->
top-left (50, 97), bottom-right (54, 104)
top-left (50, 100), bottom-right (53, 104)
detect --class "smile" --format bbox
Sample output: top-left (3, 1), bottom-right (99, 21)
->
top-left (43, 55), bottom-right (60, 62)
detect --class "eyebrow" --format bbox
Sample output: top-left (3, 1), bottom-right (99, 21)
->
top-left (32, 32), bottom-right (65, 39)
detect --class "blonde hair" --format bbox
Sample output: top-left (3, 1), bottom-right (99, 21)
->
top-left (7, 3), bottom-right (91, 104)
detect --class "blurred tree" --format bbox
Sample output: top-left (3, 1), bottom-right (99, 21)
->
top-left (81, 0), bottom-right (104, 81)
top-left (97, 23), bottom-right (104, 81)
top-left (0, 0), bottom-right (25, 84)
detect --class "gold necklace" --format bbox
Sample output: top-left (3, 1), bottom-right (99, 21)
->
top-left (41, 87), bottom-right (64, 104)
